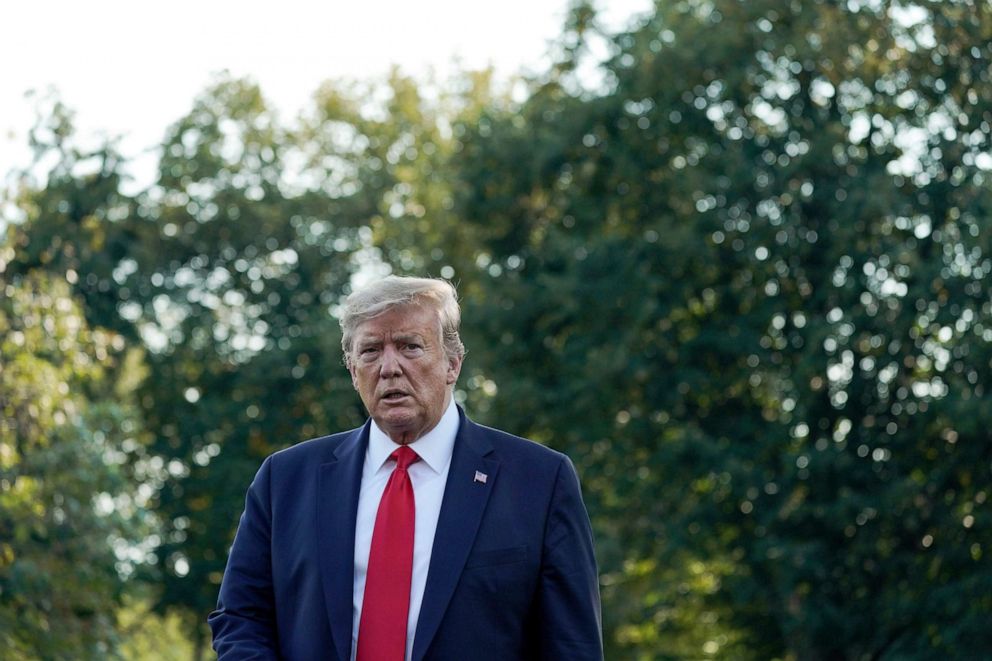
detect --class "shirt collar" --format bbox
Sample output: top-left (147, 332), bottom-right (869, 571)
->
top-left (367, 397), bottom-right (459, 475)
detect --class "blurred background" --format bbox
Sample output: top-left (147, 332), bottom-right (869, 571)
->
top-left (2, 0), bottom-right (991, 658)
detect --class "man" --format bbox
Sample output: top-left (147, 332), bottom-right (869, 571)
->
top-left (209, 276), bottom-right (602, 660)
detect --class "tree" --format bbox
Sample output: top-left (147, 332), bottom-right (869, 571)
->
top-left (7, 2), bottom-right (992, 656)
top-left (115, 72), bottom-right (473, 653)
top-left (1, 96), bottom-right (152, 658)
top-left (403, 0), bottom-right (992, 657)
top-left (0, 266), bottom-right (145, 658)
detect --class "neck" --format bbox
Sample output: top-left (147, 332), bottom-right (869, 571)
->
top-left (387, 391), bottom-right (453, 445)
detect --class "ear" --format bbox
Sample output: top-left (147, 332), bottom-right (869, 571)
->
top-left (347, 359), bottom-right (359, 391)
top-left (445, 353), bottom-right (463, 385)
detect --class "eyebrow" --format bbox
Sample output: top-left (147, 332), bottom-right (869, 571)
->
top-left (356, 332), bottom-right (426, 347)
top-left (391, 333), bottom-right (427, 345)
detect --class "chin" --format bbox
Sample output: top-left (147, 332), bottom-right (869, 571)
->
top-left (378, 411), bottom-right (421, 433)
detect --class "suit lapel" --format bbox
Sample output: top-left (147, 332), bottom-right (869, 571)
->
top-left (317, 423), bottom-right (368, 661)
top-left (412, 412), bottom-right (499, 661)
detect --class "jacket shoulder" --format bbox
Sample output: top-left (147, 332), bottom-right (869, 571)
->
top-left (266, 425), bottom-right (363, 467)
top-left (466, 419), bottom-right (568, 468)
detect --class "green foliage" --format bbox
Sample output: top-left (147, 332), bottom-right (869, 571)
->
top-left (4, 2), bottom-right (992, 659)
top-left (421, 0), bottom-right (992, 657)
top-left (8, 95), bottom-right (139, 341)
top-left (116, 593), bottom-right (201, 661)
top-left (0, 267), bottom-right (144, 658)
top-left (100, 75), bottom-right (358, 647)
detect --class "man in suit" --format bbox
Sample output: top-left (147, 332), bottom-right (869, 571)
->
top-left (209, 276), bottom-right (602, 660)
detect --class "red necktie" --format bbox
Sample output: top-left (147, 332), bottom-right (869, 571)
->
top-left (357, 446), bottom-right (419, 661)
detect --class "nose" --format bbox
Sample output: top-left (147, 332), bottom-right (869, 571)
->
top-left (378, 345), bottom-right (402, 377)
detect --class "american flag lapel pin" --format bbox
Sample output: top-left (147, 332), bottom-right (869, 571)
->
top-left (473, 470), bottom-right (488, 484)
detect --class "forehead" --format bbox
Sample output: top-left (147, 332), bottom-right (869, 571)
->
top-left (353, 303), bottom-right (440, 339)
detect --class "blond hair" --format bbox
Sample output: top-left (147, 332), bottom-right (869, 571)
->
top-left (340, 275), bottom-right (465, 366)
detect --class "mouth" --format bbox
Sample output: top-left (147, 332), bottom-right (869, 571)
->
top-left (380, 389), bottom-right (410, 402)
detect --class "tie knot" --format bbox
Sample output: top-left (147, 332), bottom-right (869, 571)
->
top-left (391, 445), bottom-right (419, 471)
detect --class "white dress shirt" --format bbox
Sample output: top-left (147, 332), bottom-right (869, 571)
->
top-left (351, 398), bottom-right (458, 661)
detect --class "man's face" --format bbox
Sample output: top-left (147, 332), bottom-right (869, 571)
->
top-left (348, 303), bottom-right (462, 445)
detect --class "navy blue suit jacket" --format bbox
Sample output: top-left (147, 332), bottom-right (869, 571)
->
top-left (208, 408), bottom-right (602, 660)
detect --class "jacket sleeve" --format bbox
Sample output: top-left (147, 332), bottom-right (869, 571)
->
top-left (208, 457), bottom-right (280, 659)
top-left (538, 455), bottom-right (604, 660)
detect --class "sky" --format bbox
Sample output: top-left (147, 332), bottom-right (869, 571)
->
top-left (1, 0), bottom-right (652, 194)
